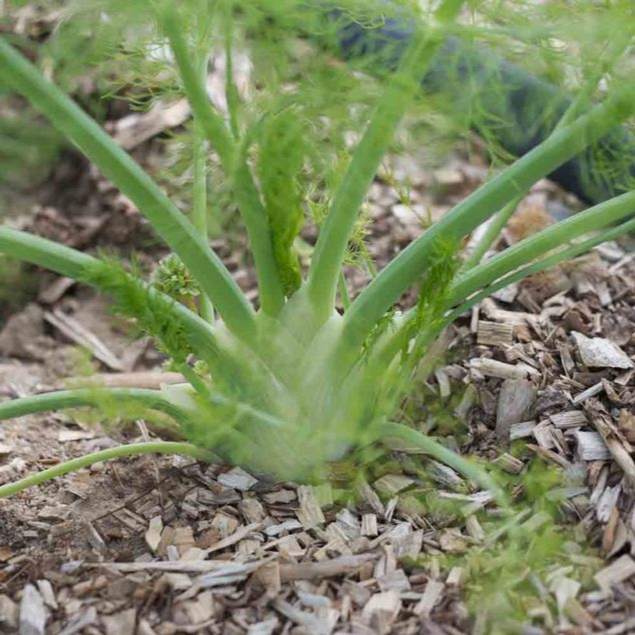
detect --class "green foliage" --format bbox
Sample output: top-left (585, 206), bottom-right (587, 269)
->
top-left (0, 257), bottom-right (37, 314)
top-left (455, 462), bottom-right (597, 633)
top-left (83, 257), bottom-right (192, 365)
top-left (152, 253), bottom-right (201, 304)
top-left (258, 109), bottom-right (305, 295)
top-left (0, 108), bottom-right (61, 193)
top-left (405, 240), bottom-right (461, 353)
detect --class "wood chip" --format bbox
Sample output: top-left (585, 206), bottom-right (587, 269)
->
top-left (533, 421), bottom-right (556, 450)
top-left (362, 591), bottom-right (401, 635)
top-left (433, 368), bottom-right (451, 399)
top-left (280, 554), bottom-right (379, 582)
top-left (264, 519), bottom-right (302, 537)
top-left (253, 561), bottom-right (281, 595)
top-left (239, 498), bottom-right (266, 524)
top-left (594, 555), bottom-right (635, 591)
top-left (217, 467), bottom-right (258, 491)
top-left (361, 514), bottom-right (378, 537)
top-left (211, 511), bottom-right (240, 538)
top-left (19, 584), bottom-right (47, 635)
top-left (563, 597), bottom-right (595, 629)
top-left (247, 619), bottom-right (279, 635)
top-left (145, 516), bottom-right (163, 554)
top-left (297, 486), bottom-right (326, 529)
top-left (480, 298), bottom-right (540, 327)
top-left (35, 580), bottom-right (57, 611)
top-left (550, 575), bottom-right (580, 612)
top-left (446, 567), bottom-right (463, 586)
top-left (64, 371), bottom-right (185, 390)
top-left (597, 485), bottom-right (621, 523)
top-left (43, 309), bottom-right (124, 371)
top-left (591, 415), bottom-right (635, 487)
top-left (273, 598), bottom-right (336, 635)
top-left (103, 609), bottom-right (137, 635)
top-left (493, 452), bottom-right (524, 474)
top-left (58, 429), bottom-right (95, 442)
top-left (496, 379), bottom-right (536, 441)
top-left (572, 381), bottom-right (605, 405)
top-left (477, 321), bottom-right (514, 346)
top-left (278, 535), bottom-right (305, 558)
top-left (0, 443), bottom-right (13, 455)
top-left (470, 358), bottom-right (536, 380)
top-left (0, 595), bottom-right (18, 632)
top-left (192, 562), bottom-right (255, 589)
top-left (575, 431), bottom-right (611, 461)
top-left (509, 420), bottom-right (536, 440)
top-left (427, 461), bottom-right (463, 488)
top-left (373, 474), bottom-right (414, 496)
top-left (262, 489), bottom-right (296, 504)
top-left (439, 528), bottom-right (468, 553)
top-left (203, 523), bottom-right (261, 556)
top-left (58, 607), bottom-right (97, 635)
top-left (572, 332), bottom-right (634, 369)
top-left (111, 99), bottom-right (191, 149)
top-left (415, 580), bottom-right (445, 617)
top-left (549, 411), bottom-right (587, 429)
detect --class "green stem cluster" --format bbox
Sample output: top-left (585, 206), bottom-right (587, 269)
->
top-left (0, 0), bottom-right (634, 499)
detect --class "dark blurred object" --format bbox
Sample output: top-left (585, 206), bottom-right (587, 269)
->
top-left (330, 3), bottom-right (635, 206)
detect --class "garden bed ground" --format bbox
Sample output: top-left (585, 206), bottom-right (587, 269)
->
top-left (3, 122), bottom-right (635, 634)
top-left (3, 5), bottom-right (635, 627)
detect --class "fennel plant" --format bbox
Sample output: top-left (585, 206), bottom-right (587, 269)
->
top-left (0, 0), bottom-right (635, 503)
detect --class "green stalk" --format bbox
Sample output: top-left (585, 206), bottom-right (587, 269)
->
top-left (338, 272), bottom-right (352, 311)
top-left (172, 364), bottom-right (287, 431)
top-left (190, 2), bottom-right (216, 325)
top-left (223, 0), bottom-right (241, 140)
top-left (380, 422), bottom-right (509, 508)
top-left (0, 442), bottom-right (213, 498)
top-left (0, 228), bottom-right (221, 365)
top-left (445, 215), bottom-right (635, 326)
top-left (306, 0), bottom-right (467, 323)
top-left (178, 363), bottom-right (212, 400)
top-left (191, 33), bottom-right (216, 325)
top-left (0, 39), bottom-right (256, 343)
top-left (449, 189), bottom-right (635, 305)
top-left (192, 125), bottom-right (216, 325)
top-left (161, 9), bottom-right (285, 315)
top-left (344, 82), bottom-right (635, 351)
top-left (0, 388), bottom-right (188, 423)
top-left (462, 195), bottom-right (522, 270)
top-left (380, 211), bottom-right (635, 368)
